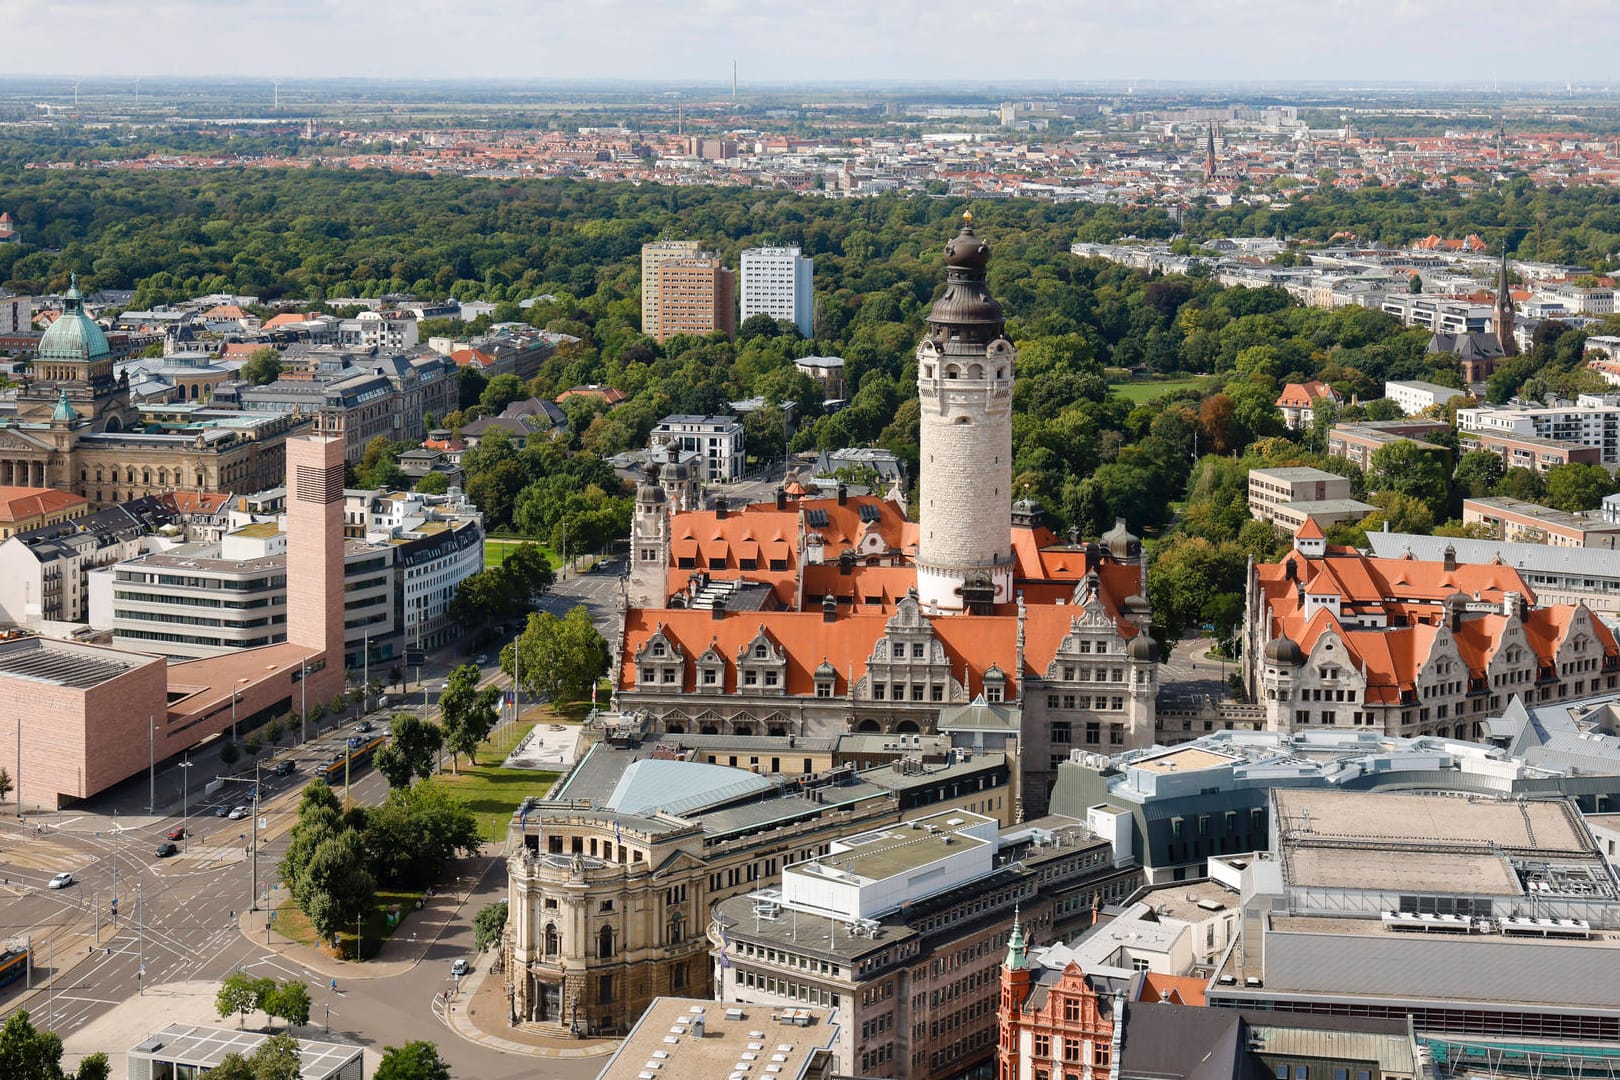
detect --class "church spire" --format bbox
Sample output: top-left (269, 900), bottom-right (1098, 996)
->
top-left (1005, 906), bottom-right (1027, 970)
top-left (1204, 123), bottom-right (1217, 182)
top-left (1494, 245), bottom-right (1518, 357)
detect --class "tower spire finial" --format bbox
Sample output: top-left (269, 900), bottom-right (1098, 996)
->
top-left (1005, 905), bottom-right (1027, 970)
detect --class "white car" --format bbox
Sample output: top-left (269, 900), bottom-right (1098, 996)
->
top-left (48, 872), bottom-right (73, 889)
top-left (227, 805), bottom-right (250, 820)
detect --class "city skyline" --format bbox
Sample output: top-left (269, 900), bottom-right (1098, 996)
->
top-left (27, 1), bottom-right (1620, 86)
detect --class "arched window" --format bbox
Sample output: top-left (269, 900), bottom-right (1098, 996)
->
top-left (857, 719), bottom-right (881, 733)
top-left (665, 723), bottom-right (686, 735)
top-left (598, 926), bottom-right (615, 960)
top-left (143, 469), bottom-right (151, 485)
top-left (700, 725), bottom-right (719, 736)
top-left (110, 468), bottom-right (119, 483)
top-left (896, 720), bottom-right (920, 734)
top-left (95, 467), bottom-right (103, 483)
top-left (544, 923), bottom-right (559, 956)
top-left (669, 911), bottom-right (683, 945)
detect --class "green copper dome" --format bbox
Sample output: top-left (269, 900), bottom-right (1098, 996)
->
top-left (38, 275), bottom-right (110, 363)
top-left (52, 387), bottom-right (76, 422)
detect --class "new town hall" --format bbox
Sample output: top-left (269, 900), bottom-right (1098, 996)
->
top-left (617, 217), bottom-right (1159, 815)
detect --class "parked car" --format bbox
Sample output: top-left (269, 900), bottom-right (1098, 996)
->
top-left (227, 806), bottom-right (250, 820)
top-left (155, 842), bottom-right (178, 858)
top-left (273, 760), bottom-right (296, 777)
top-left (48, 872), bottom-right (73, 889)
top-left (165, 825), bottom-right (186, 841)
top-left (451, 958), bottom-right (469, 977)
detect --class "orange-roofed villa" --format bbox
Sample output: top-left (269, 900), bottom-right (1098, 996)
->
top-left (613, 220), bottom-right (1160, 817)
top-left (1244, 521), bottom-right (1620, 740)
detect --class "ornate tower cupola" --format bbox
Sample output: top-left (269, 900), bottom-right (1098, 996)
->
top-left (915, 213), bottom-right (1016, 614)
top-left (1494, 247), bottom-right (1518, 358)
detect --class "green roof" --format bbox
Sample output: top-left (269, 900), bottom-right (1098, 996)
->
top-left (39, 276), bottom-right (110, 363)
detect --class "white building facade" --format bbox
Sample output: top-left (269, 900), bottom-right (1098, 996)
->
top-left (740, 246), bottom-right (814, 338)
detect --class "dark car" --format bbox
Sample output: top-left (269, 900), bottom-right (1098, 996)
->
top-left (155, 842), bottom-right (179, 858)
top-left (273, 760), bottom-right (296, 777)
top-left (165, 825), bottom-right (186, 841)
top-left (214, 805), bottom-right (232, 818)
top-left (357, 720), bottom-right (374, 734)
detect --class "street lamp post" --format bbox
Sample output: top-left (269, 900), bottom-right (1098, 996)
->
top-left (179, 757), bottom-right (193, 852)
top-left (136, 883), bottom-right (144, 996)
top-left (230, 687), bottom-right (239, 743)
top-left (300, 658), bottom-right (309, 745)
top-left (250, 759), bottom-right (261, 911)
top-left (147, 716), bottom-right (155, 815)
top-left (111, 808), bottom-right (119, 890)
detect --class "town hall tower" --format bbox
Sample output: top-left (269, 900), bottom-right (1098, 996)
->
top-left (915, 213), bottom-right (1015, 614)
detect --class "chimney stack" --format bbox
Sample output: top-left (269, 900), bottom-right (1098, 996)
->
top-left (776, 488), bottom-right (787, 511)
top-left (837, 483), bottom-right (848, 506)
top-left (715, 496), bottom-right (728, 520)
top-left (823, 594), bottom-right (837, 623)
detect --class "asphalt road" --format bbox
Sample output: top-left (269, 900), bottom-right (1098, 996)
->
top-left (0, 732), bottom-right (594, 1078)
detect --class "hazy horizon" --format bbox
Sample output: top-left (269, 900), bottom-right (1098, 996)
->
top-left (22, 1), bottom-right (1620, 87)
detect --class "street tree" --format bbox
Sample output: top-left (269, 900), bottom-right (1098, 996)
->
top-left (301, 830), bottom-right (376, 941)
top-left (373, 715), bottom-right (443, 789)
top-left (1544, 461), bottom-right (1616, 513)
top-left (438, 664), bottom-right (497, 772)
top-left (215, 972), bottom-right (260, 1028)
top-left (474, 900), bottom-right (508, 952)
top-left (264, 980), bottom-right (311, 1029)
top-left (375, 1041), bottom-right (453, 1080)
top-left (241, 347), bottom-right (282, 386)
top-left (504, 605), bottom-right (610, 705)
top-left (0, 766), bottom-right (11, 807)
top-left (219, 739), bottom-right (240, 768)
top-left (360, 781), bottom-right (481, 887)
top-left (1368, 438), bottom-right (1450, 517)
top-left (206, 1034), bottom-right (302, 1080)
top-left (1454, 450), bottom-right (1505, 498)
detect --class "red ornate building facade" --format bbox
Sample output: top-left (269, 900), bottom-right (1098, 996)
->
top-left (997, 915), bottom-right (1120, 1080)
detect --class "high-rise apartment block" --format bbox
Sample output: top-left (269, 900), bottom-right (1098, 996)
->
top-left (654, 256), bottom-right (736, 343)
top-left (740, 246), bottom-right (814, 338)
top-left (640, 239), bottom-right (700, 341)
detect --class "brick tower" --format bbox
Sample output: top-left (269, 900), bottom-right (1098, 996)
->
top-left (285, 435), bottom-right (346, 703)
top-left (916, 212), bottom-right (1015, 614)
top-left (1493, 247), bottom-right (1518, 357)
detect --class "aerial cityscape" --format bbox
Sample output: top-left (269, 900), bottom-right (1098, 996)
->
top-left (5, 10), bottom-right (1620, 1080)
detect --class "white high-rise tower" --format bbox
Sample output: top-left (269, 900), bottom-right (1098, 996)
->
top-left (915, 213), bottom-right (1015, 615)
top-left (740, 246), bottom-right (814, 338)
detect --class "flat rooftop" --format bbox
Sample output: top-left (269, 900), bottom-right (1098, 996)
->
top-left (0, 636), bottom-right (145, 689)
top-left (130, 1024), bottom-right (361, 1079)
top-left (600, 998), bottom-right (834, 1080)
top-left (1249, 466), bottom-right (1345, 481)
top-left (801, 814), bottom-right (992, 885)
top-left (1132, 746), bottom-right (1240, 775)
top-left (1286, 847), bottom-right (1521, 895)
top-left (1274, 789), bottom-right (1591, 854)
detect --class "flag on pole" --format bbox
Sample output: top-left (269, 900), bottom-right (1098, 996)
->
top-left (719, 926), bottom-right (732, 969)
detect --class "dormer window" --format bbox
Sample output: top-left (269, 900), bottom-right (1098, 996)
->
top-left (651, 642), bottom-right (666, 657)
top-left (754, 644), bottom-right (768, 659)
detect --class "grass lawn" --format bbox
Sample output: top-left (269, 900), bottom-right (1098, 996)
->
top-left (273, 885), bottom-right (422, 961)
top-left (1111, 377), bottom-right (1207, 403)
top-left (435, 720), bottom-right (561, 841)
top-left (484, 538), bottom-right (561, 570)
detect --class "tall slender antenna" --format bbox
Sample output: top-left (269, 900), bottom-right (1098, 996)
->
top-left (732, 60), bottom-right (737, 101)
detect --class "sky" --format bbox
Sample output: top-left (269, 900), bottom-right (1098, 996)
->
top-left (15, 0), bottom-right (1620, 86)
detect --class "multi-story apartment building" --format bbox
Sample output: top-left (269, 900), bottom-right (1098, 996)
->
top-left (1245, 466), bottom-right (1371, 534)
top-left (1462, 496), bottom-right (1620, 548)
top-left (1325, 419), bottom-right (1451, 470)
top-left (1244, 522), bottom-right (1620, 741)
top-left (1272, 380), bottom-right (1338, 430)
top-left (655, 256), bottom-right (736, 342)
top-left (0, 486), bottom-right (89, 539)
top-left (640, 239), bottom-right (702, 341)
top-left (1380, 294), bottom-right (1493, 333)
top-left (710, 809), bottom-right (1140, 1080)
top-left (1460, 429), bottom-right (1602, 473)
top-left (0, 495), bottom-right (180, 625)
top-left (648, 414), bottom-right (746, 482)
top-left (395, 513), bottom-right (484, 653)
top-left (336, 311), bottom-right (419, 351)
top-left (1384, 379), bottom-right (1467, 416)
top-left (740, 246), bottom-right (814, 338)
top-left (1458, 396), bottom-right (1620, 467)
top-left (794, 356), bottom-right (846, 401)
top-left (503, 743), bottom-right (1016, 1037)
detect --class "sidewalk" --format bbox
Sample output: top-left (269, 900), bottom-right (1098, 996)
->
top-left (441, 957), bottom-right (617, 1059)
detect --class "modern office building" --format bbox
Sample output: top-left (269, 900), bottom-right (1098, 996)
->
top-left (711, 808), bottom-right (1140, 1080)
top-left (1206, 788), bottom-right (1620, 1040)
top-left (740, 246), bottom-right (814, 338)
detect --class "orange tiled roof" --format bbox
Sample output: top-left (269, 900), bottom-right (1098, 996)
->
top-left (159, 490), bottom-right (232, 515)
top-left (1275, 380), bottom-right (1337, 409)
top-left (0, 485), bottom-right (87, 523)
top-left (261, 312), bottom-right (315, 330)
top-left (1138, 972), bottom-right (1208, 1007)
